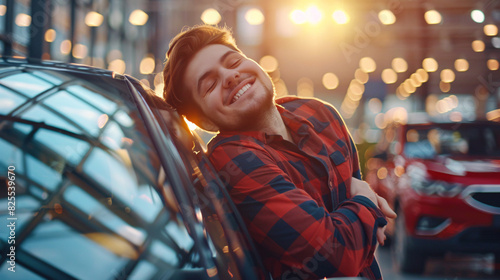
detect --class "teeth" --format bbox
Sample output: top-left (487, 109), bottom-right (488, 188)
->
top-left (231, 84), bottom-right (251, 104)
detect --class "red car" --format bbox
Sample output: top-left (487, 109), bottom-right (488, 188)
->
top-left (366, 121), bottom-right (500, 274)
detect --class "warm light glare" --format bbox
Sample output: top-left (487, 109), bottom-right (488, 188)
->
top-left (378, 10), bottom-right (396, 25)
top-left (487, 59), bottom-right (499, 71)
top-left (85, 11), bottom-right (104, 27)
top-left (140, 57), bottom-right (155, 74)
top-left (471, 10), bottom-right (485, 23)
top-left (484, 24), bottom-right (499, 36)
top-left (306, 5), bottom-right (322, 24)
top-left (15, 13), bottom-right (31, 27)
top-left (322, 73), bottom-right (339, 90)
top-left (381, 68), bottom-right (397, 84)
top-left (332, 10), bottom-right (349, 24)
top-left (72, 44), bottom-right (88, 59)
top-left (290, 10), bottom-right (307, 24)
top-left (454, 58), bottom-right (469, 72)
top-left (359, 57), bottom-right (376, 73)
top-left (245, 8), bottom-right (265, 25)
top-left (0, 5), bottom-right (6, 16)
top-left (472, 40), bottom-right (485, 52)
top-left (259, 55), bottom-right (279, 72)
top-left (440, 69), bottom-right (455, 83)
top-left (60, 40), bottom-right (72, 55)
top-left (45, 29), bottom-right (56, 42)
top-left (392, 57), bottom-right (408, 73)
top-left (425, 10), bottom-right (442, 24)
top-left (422, 58), bottom-right (438, 72)
top-left (129, 9), bottom-right (149, 26)
top-left (108, 59), bottom-right (126, 74)
top-left (184, 117), bottom-right (199, 131)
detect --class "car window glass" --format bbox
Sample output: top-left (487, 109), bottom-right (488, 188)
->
top-left (0, 68), bottom-right (202, 280)
top-left (43, 90), bottom-right (103, 135)
top-left (66, 85), bottom-right (118, 114)
top-left (0, 72), bottom-right (53, 97)
top-left (0, 86), bottom-right (27, 114)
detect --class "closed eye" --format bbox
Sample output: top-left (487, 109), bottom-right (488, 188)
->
top-left (205, 81), bottom-right (217, 95)
top-left (229, 58), bottom-right (242, 68)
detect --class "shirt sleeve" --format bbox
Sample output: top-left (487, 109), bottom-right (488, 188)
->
top-left (209, 140), bottom-right (387, 279)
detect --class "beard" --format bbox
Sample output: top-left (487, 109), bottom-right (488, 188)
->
top-left (218, 80), bottom-right (276, 132)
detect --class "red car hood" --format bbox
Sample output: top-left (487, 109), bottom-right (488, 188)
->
top-left (409, 157), bottom-right (500, 183)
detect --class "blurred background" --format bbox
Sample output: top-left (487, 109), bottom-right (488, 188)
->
top-left (1, 0), bottom-right (499, 133)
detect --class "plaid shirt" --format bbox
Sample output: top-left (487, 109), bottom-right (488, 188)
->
top-left (207, 97), bottom-right (387, 280)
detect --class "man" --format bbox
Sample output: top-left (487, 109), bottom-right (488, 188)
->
top-left (163, 25), bottom-right (396, 280)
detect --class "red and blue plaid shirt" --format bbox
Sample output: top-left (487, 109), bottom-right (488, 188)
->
top-left (208, 97), bottom-right (387, 279)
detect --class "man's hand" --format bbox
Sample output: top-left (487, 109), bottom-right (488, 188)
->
top-left (350, 177), bottom-right (397, 245)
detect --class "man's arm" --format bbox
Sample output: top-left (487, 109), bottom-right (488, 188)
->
top-left (210, 140), bottom-right (387, 278)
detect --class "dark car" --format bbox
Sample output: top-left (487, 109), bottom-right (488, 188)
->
top-left (366, 121), bottom-right (500, 274)
top-left (0, 57), bottom-right (269, 280)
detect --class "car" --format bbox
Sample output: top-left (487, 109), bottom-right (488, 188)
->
top-left (365, 120), bottom-right (500, 274)
top-left (0, 57), bottom-right (270, 280)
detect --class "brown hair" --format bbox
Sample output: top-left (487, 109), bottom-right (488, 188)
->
top-left (163, 25), bottom-right (241, 126)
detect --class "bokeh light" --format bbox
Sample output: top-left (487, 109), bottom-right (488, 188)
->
top-left (15, 13), bottom-right (31, 27)
top-left (472, 40), bottom-right (485, 52)
top-left (454, 58), bottom-right (469, 72)
top-left (259, 55), bottom-right (279, 72)
top-left (381, 68), bottom-right (397, 84)
top-left (201, 8), bottom-right (221, 25)
top-left (484, 24), bottom-right (499, 36)
top-left (416, 68), bottom-right (429, 82)
top-left (471, 10), bottom-right (485, 23)
top-left (359, 57), bottom-right (376, 73)
top-left (378, 10), bottom-right (396, 25)
top-left (422, 57), bottom-right (438, 72)
top-left (140, 56), bottom-right (155, 74)
top-left (290, 9), bottom-right (307, 24)
top-left (45, 29), bottom-right (56, 42)
top-left (306, 5), bottom-right (322, 24)
top-left (245, 8), bottom-right (265, 25)
top-left (392, 57), bottom-right (408, 73)
top-left (85, 11), bottom-right (104, 27)
top-left (354, 68), bottom-right (369, 84)
top-left (440, 69), bottom-right (455, 83)
top-left (322, 72), bottom-right (339, 90)
top-left (487, 59), bottom-right (499, 70)
top-left (425, 10), bottom-right (442, 25)
top-left (129, 9), bottom-right (149, 26)
top-left (332, 10), bottom-right (349, 24)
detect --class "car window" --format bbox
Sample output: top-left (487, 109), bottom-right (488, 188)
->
top-left (403, 124), bottom-right (500, 158)
top-left (0, 68), bottom-right (202, 279)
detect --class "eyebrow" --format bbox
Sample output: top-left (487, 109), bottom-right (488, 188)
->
top-left (196, 50), bottom-right (238, 95)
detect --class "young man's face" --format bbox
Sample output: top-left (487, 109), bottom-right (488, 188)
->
top-left (183, 44), bottom-right (275, 131)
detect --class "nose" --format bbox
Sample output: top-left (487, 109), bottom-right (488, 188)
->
top-left (222, 69), bottom-right (240, 89)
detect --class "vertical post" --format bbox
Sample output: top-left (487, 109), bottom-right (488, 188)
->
top-left (3, 0), bottom-right (15, 56)
top-left (69, 0), bottom-right (76, 62)
top-left (29, 0), bottom-right (49, 60)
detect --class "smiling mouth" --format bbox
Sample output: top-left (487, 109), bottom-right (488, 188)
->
top-left (230, 83), bottom-right (252, 104)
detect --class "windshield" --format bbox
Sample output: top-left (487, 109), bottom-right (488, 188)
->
top-left (403, 123), bottom-right (500, 159)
